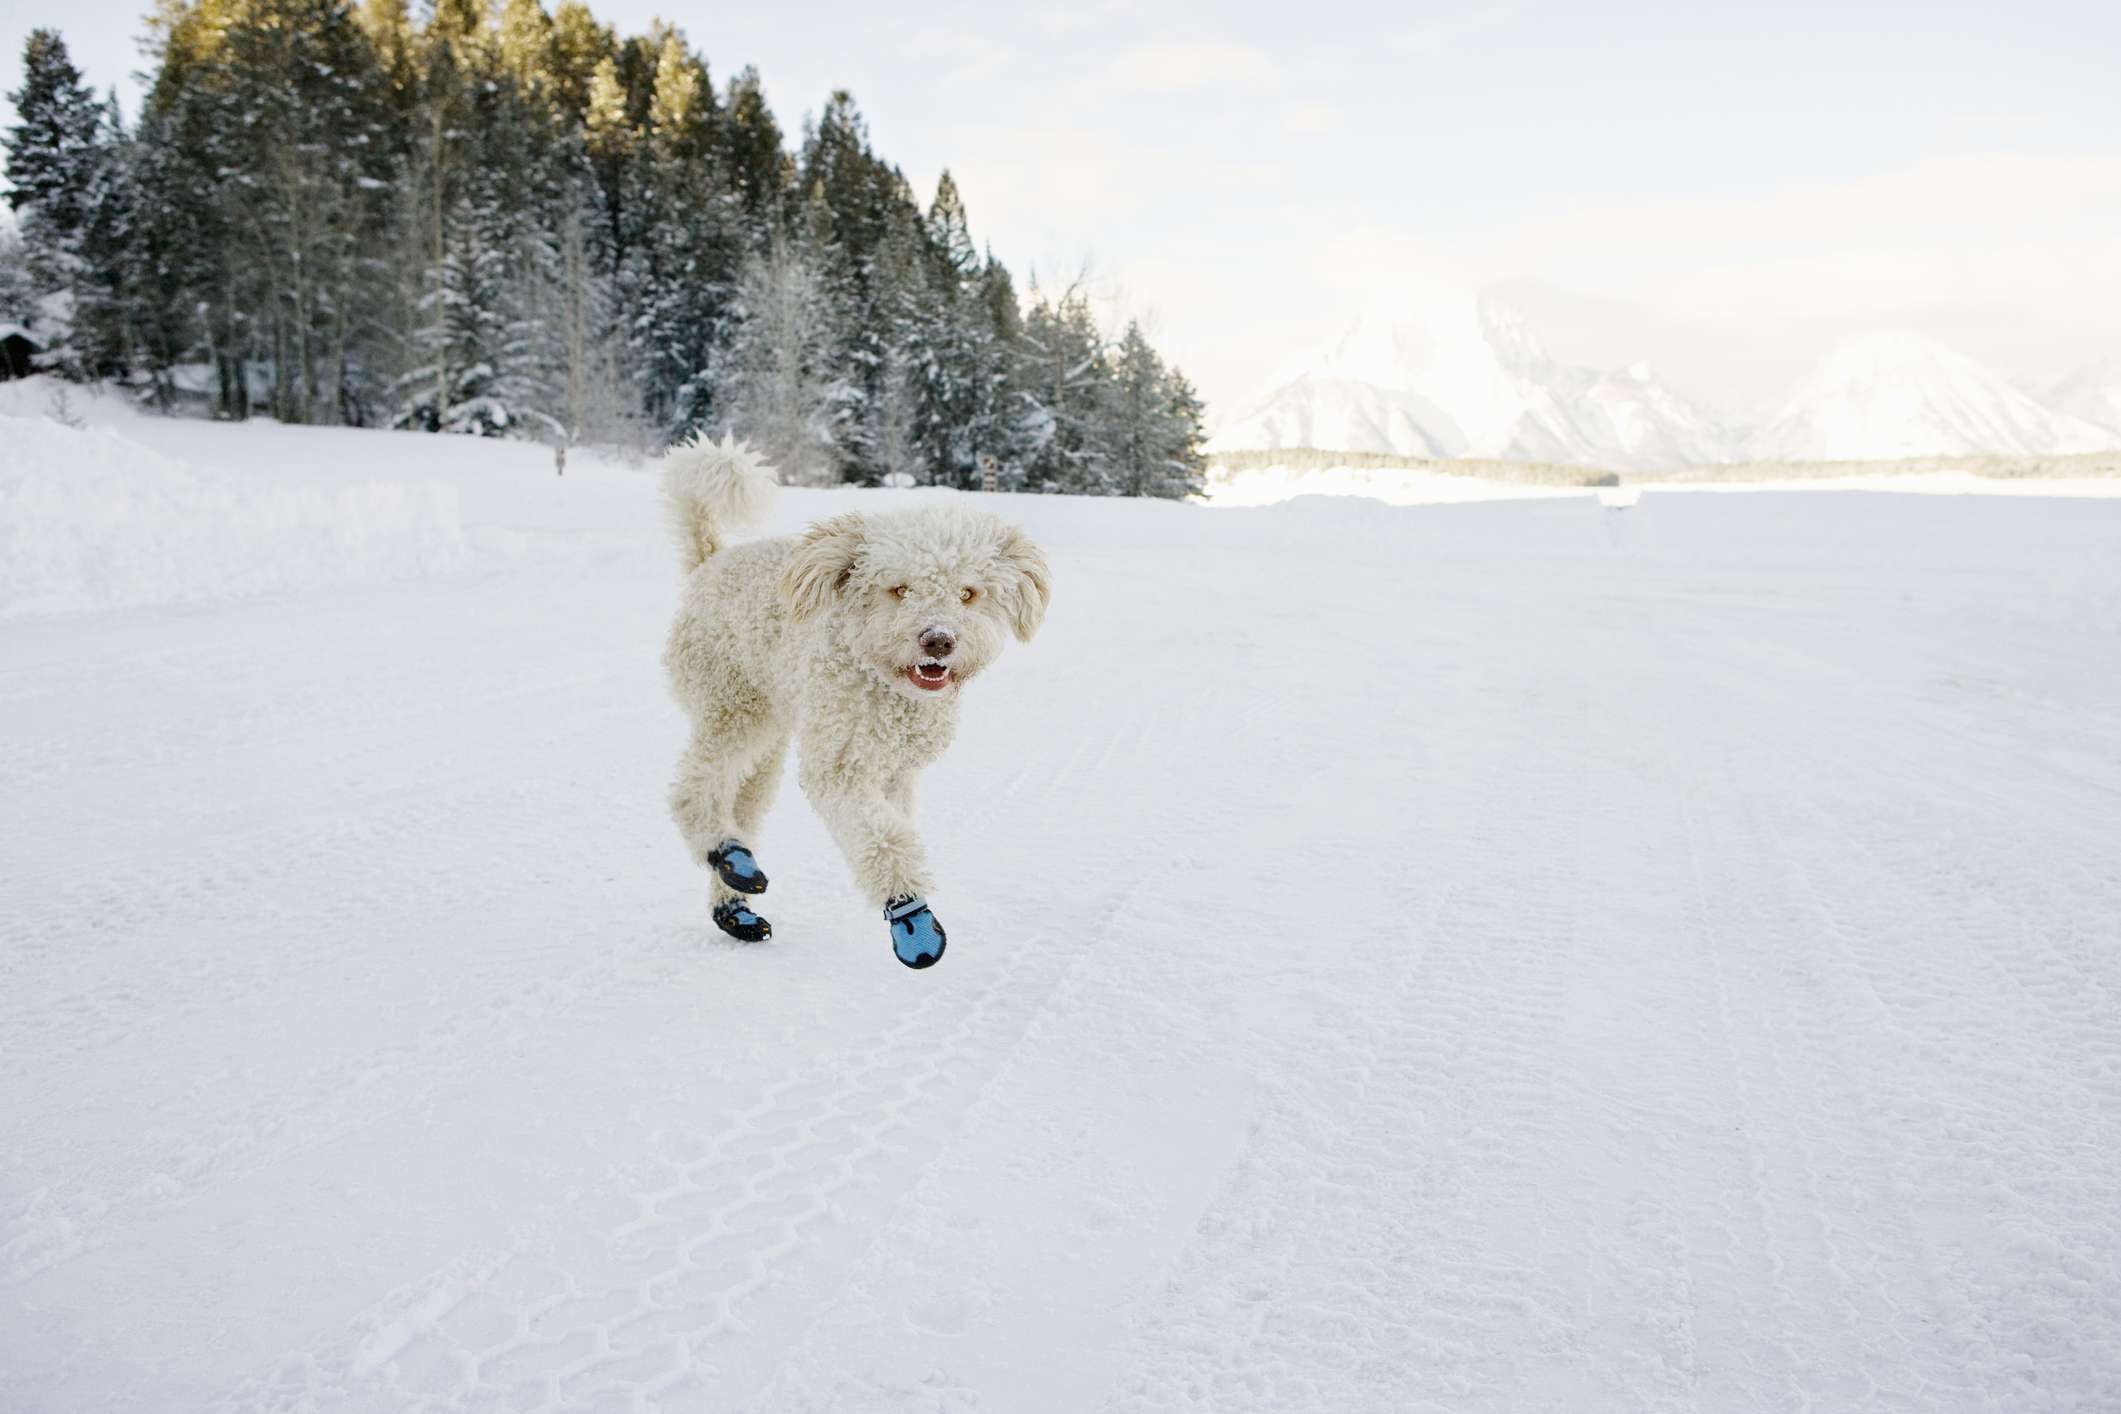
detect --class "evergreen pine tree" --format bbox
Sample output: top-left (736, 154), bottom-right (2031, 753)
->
top-left (71, 92), bottom-right (136, 380)
top-left (358, 0), bottom-right (419, 107)
top-left (1157, 365), bottom-right (1208, 499)
top-left (546, 2), bottom-right (613, 120)
top-left (495, 0), bottom-right (554, 95)
top-left (1109, 320), bottom-right (1166, 497)
top-left (4, 29), bottom-right (114, 375)
top-left (971, 252), bottom-right (1029, 486)
top-left (632, 28), bottom-right (738, 436)
top-left (1107, 321), bottom-right (1205, 499)
top-left (721, 67), bottom-right (785, 220)
top-left (1018, 285), bottom-right (1117, 492)
top-left (582, 55), bottom-right (635, 282)
top-left (926, 170), bottom-right (978, 281)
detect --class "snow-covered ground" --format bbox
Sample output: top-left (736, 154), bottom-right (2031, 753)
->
top-left (6, 396), bottom-right (2121, 1412)
top-left (1201, 457), bottom-right (2121, 509)
top-left (1645, 471), bottom-right (2121, 498)
top-left (1203, 460), bottom-right (1597, 508)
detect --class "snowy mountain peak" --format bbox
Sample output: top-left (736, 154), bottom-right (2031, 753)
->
top-left (1807, 331), bottom-right (1991, 389)
top-left (1210, 285), bottom-right (1722, 471)
top-left (1747, 332), bottom-right (2120, 463)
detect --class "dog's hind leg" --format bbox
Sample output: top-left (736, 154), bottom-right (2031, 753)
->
top-left (699, 729), bottom-right (790, 916)
top-left (673, 715), bottom-right (780, 943)
top-left (732, 729), bottom-right (792, 840)
top-left (671, 709), bottom-right (775, 896)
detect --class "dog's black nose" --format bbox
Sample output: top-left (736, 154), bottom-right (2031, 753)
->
top-left (919, 626), bottom-right (955, 658)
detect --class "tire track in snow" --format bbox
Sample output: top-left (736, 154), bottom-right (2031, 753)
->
top-left (1656, 579), bottom-right (2121, 1412)
top-left (208, 636), bottom-right (1185, 1413)
top-left (1087, 630), bottom-right (1707, 1412)
top-left (1731, 705), bottom-right (2121, 1410)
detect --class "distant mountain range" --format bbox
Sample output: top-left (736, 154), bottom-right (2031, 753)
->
top-left (1208, 289), bottom-right (2121, 470)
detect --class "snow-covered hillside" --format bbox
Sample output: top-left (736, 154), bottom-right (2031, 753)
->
top-left (1209, 283), bottom-right (1725, 471)
top-left (6, 405), bottom-right (2121, 1412)
top-left (1747, 332), bottom-right (2119, 462)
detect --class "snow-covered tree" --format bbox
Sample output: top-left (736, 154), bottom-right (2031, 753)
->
top-left (1108, 320), bottom-right (1206, 499)
top-left (540, 193), bottom-right (642, 448)
top-left (129, 0), bottom-right (397, 419)
top-left (1018, 285), bottom-right (1116, 493)
top-left (0, 224), bottom-right (34, 334)
top-left (630, 29), bottom-right (740, 438)
top-left (4, 29), bottom-right (118, 376)
top-left (926, 170), bottom-right (978, 282)
top-left (1157, 365), bottom-right (1209, 499)
top-left (871, 343), bottom-right (922, 483)
top-left (714, 235), bottom-right (845, 485)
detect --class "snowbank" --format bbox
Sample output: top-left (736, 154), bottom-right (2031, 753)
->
top-left (0, 372), bottom-right (143, 427)
top-left (0, 413), bottom-right (470, 619)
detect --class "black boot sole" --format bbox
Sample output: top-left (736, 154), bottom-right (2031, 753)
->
top-left (713, 908), bottom-right (771, 943)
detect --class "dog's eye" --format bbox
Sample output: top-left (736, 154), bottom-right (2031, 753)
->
top-left (889, 585), bottom-right (908, 600)
top-left (960, 586), bottom-right (977, 604)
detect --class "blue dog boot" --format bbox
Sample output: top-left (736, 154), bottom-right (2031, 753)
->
top-left (713, 898), bottom-right (771, 943)
top-left (884, 895), bottom-right (947, 969)
top-left (707, 839), bottom-right (767, 895)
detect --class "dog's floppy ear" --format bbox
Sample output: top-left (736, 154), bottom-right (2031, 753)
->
top-left (781, 512), bottom-right (867, 621)
top-left (995, 525), bottom-right (1051, 643)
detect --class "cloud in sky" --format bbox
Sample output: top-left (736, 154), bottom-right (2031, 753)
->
top-left (1103, 42), bottom-right (1278, 94)
top-left (895, 27), bottom-right (1018, 77)
top-left (10, 0), bottom-right (2121, 420)
top-left (1279, 102), bottom-right (1343, 136)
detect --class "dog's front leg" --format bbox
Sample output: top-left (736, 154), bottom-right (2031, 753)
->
top-left (800, 758), bottom-right (933, 906)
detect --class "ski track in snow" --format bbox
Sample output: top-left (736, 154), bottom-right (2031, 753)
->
top-left (4, 443), bottom-right (2120, 1413)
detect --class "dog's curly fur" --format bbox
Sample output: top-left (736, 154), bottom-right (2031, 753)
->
top-left (661, 433), bottom-right (1052, 917)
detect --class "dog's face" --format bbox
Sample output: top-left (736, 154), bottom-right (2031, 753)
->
top-left (780, 507), bottom-right (1051, 701)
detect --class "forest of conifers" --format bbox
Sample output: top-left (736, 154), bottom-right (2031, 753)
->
top-left (2, 7), bottom-right (1206, 494)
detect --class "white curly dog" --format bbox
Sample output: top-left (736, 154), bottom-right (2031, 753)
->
top-left (660, 435), bottom-right (1052, 968)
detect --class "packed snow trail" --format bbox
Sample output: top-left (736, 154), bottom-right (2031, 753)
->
top-left (3, 426), bottom-right (2119, 1412)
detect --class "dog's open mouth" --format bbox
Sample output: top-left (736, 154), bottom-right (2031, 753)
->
top-left (907, 661), bottom-right (954, 691)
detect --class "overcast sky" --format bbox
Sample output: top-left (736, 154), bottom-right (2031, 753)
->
top-left (8, 0), bottom-right (2120, 421)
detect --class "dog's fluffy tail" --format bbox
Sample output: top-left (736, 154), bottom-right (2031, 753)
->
top-left (661, 432), bottom-right (779, 573)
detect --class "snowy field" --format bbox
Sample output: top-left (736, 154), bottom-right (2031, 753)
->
top-left (1203, 459), bottom-right (2121, 510)
top-left (6, 393), bottom-right (2121, 1413)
